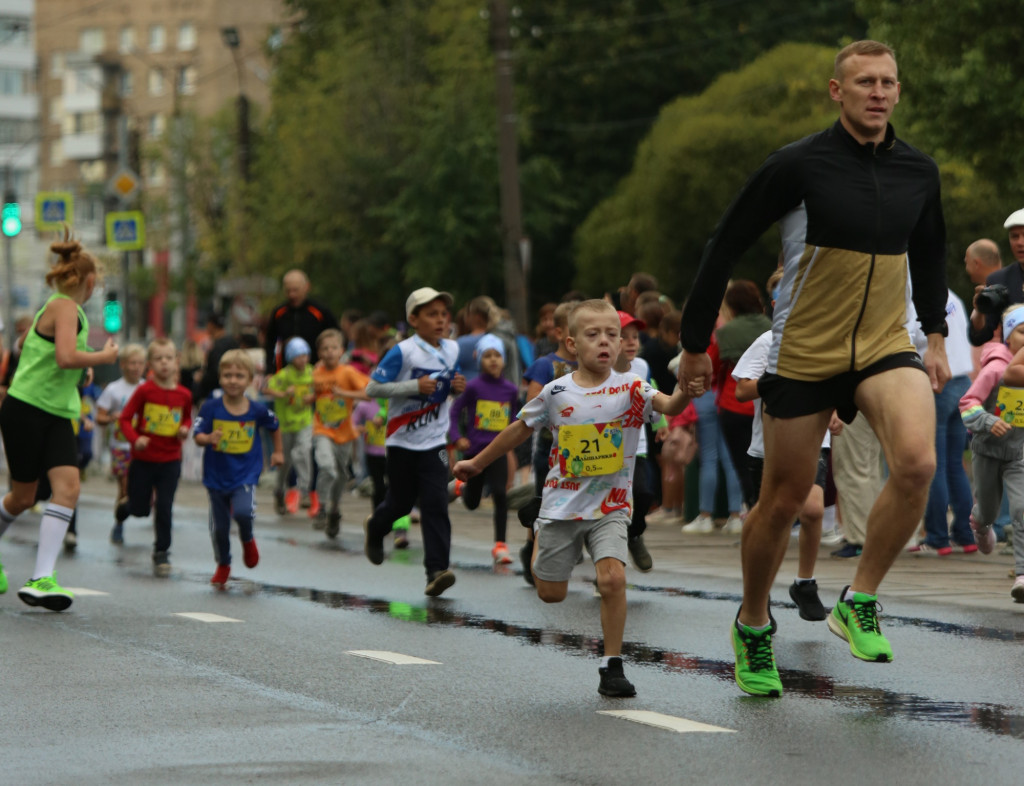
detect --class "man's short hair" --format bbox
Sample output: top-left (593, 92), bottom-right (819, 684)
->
top-left (219, 348), bottom-right (254, 379)
top-left (968, 239), bottom-right (1002, 270)
top-left (316, 327), bottom-right (345, 349)
top-left (568, 299), bottom-right (617, 338)
top-left (834, 40), bottom-right (897, 80)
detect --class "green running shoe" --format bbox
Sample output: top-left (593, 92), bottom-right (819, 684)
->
top-left (731, 613), bottom-right (782, 697)
top-left (0, 556), bottom-right (7, 594)
top-left (18, 573), bottom-right (74, 612)
top-left (827, 585), bottom-right (893, 662)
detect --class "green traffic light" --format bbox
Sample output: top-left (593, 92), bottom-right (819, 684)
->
top-left (1, 202), bottom-right (20, 237)
top-left (103, 300), bottom-right (123, 333)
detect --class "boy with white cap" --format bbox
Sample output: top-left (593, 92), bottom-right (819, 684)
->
top-left (264, 336), bottom-right (315, 515)
top-left (363, 287), bottom-right (466, 596)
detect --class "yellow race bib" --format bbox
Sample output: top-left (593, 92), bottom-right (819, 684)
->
top-left (557, 421), bottom-right (624, 477)
top-left (996, 386), bottom-right (1024, 427)
top-left (142, 402), bottom-right (183, 437)
top-left (212, 419), bottom-right (256, 454)
top-left (316, 397), bottom-right (348, 428)
top-left (475, 399), bottom-right (510, 432)
top-left (365, 419), bottom-right (386, 447)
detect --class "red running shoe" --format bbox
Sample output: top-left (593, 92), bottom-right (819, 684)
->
top-left (243, 538), bottom-right (260, 568)
top-left (308, 492), bottom-right (321, 517)
top-left (284, 489), bottom-right (300, 514)
top-left (211, 564), bottom-right (230, 588)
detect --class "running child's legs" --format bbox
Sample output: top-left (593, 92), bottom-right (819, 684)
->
top-left (367, 446), bottom-right (420, 540)
top-left (971, 453), bottom-right (1005, 529)
top-left (415, 447), bottom-right (452, 575)
top-left (462, 454), bottom-right (509, 543)
top-left (313, 437), bottom-right (352, 514)
top-left (275, 431), bottom-right (298, 497)
top-left (150, 460), bottom-right (181, 554)
top-left (1003, 461), bottom-right (1024, 576)
top-left (628, 456), bottom-right (653, 540)
top-left (291, 426), bottom-right (313, 495)
top-left (208, 489), bottom-right (234, 566)
top-left (366, 454), bottom-right (387, 509)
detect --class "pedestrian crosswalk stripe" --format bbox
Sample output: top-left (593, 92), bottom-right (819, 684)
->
top-left (173, 612), bottom-right (243, 623)
top-left (346, 650), bottom-right (441, 665)
top-left (63, 588), bottom-right (109, 596)
top-left (597, 710), bottom-right (735, 734)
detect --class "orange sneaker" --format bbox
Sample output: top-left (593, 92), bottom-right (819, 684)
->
top-left (284, 489), bottom-right (300, 514)
top-left (492, 542), bottom-right (513, 564)
top-left (211, 564), bottom-right (230, 589)
top-left (242, 538), bottom-right (259, 568)
top-left (308, 492), bottom-right (321, 517)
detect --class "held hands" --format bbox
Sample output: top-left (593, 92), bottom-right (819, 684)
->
top-left (678, 351), bottom-right (711, 397)
top-left (452, 458), bottom-right (479, 481)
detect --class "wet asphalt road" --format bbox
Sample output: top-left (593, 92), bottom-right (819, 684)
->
top-left (3, 486), bottom-right (1024, 785)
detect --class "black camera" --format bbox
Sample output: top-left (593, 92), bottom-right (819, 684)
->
top-left (976, 283), bottom-right (1011, 315)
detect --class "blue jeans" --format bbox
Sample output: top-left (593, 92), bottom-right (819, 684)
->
top-left (693, 391), bottom-right (742, 513)
top-left (208, 485), bottom-right (256, 567)
top-left (923, 375), bottom-right (974, 548)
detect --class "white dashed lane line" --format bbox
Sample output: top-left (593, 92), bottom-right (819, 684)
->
top-left (597, 710), bottom-right (736, 734)
top-left (346, 650), bottom-right (442, 665)
top-left (173, 612), bottom-right (244, 623)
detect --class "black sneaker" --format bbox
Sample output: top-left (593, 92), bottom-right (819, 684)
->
top-left (830, 541), bottom-right (863, 559)
top-left (627, 535), bottom-right (653, 572)
top-left (519, 540), bottom-right (535, 586)
top-left (326, 511), bottom-right (341, 538)
top-left (110, 523), bottom-right (124, 545)
top-left (424, 569), bottom-right (456, 597)
top-left (273, 492), bottom-right (286, 516)
top-left (598, 657), bottom-right (636, 697)
top-left (364, 515), bottom-right (385, 565)
top-left (153, 551), bottom-right (171, 578)
top-left (789, 579), bottom-right (827, 621)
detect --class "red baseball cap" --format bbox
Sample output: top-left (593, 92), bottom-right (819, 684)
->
top-left (617, 310), bottom-right (646, 331)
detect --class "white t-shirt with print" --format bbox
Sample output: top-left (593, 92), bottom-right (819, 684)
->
top-left (732, 330), bottom-right (830, 459)
top-left (518, 370), bottom-right (657, 521)
top-left (96, 377), bottom-right (142, 450)
top-left (371, 335), bottom-right (460, 451)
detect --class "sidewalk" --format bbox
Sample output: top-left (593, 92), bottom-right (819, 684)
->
top-left (77, 471), bottom-right (1022, 615)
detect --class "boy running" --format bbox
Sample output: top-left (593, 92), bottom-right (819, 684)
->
top-left (454, 300), bottom-right (695, 696)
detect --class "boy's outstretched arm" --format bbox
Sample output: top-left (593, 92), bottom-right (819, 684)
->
top-left (453, 420), bottom-right (533, 480)
top-left (652, 381), bottom-right (701, 417)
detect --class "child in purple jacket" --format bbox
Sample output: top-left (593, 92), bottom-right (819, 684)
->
top-left (449, 334), bottom-right (519, 563)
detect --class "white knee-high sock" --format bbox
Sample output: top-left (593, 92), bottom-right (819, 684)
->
top-left (33, 503), bottom-right (74, 580)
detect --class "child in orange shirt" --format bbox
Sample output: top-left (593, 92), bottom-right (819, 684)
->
top-left (312, 328), bottom-right (369, 537)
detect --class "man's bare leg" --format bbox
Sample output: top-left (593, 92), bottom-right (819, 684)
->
top-left (852, 367), bottom-right (937, 595)
top-left (738, 410), bottom-right (832, 627)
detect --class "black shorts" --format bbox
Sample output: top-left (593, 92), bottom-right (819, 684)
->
top-left (758, 352), bottom-right (926, 424)
top-left (0, 395), bottom-right (79, 483)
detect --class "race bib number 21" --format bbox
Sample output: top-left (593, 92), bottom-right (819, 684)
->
top-left (557, 421), bottom-right (624, 477)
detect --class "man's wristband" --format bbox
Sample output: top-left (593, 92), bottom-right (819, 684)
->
top-left (921, 321), bottom-right (948, 338)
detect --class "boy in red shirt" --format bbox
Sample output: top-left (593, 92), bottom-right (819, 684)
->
top-left (115, 337), bottom-right (193, 576)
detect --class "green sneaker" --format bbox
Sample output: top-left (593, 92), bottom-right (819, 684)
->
top-left (731, 613), bottom-right (782, 697)
top-left (827, 585), bottom-right (893, 662)
top-left (0, 557), bottom-right (7, 594)
top-left (17, 573), bottom-right (74, 612)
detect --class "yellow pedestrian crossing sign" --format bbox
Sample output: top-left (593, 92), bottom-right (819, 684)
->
top-left (105, 211), bottom-right (145, 251)
top-left (36, 192), bottom-right (74, 231)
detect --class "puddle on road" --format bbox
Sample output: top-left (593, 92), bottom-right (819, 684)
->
top-left (246, 575), bottom-right (1024, 740)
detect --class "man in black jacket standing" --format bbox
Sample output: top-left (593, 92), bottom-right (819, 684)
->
top-left (969, 210), bottom-right (1024, 345)
top-left (678, 40), bottom-right (951, 698)
top-left (265, 270), bottom-right (338, 372)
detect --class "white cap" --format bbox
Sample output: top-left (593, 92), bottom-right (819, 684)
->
top-left (405, 287), bottom-right (453, 318)
top-left (1004, 208), bottom-right (1024, 229)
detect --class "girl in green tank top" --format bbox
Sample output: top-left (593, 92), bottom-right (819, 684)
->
top-left (0, 233), bottom-right (119, 611)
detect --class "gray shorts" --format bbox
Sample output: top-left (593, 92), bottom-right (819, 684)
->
top-left (532, 513), bottom-right (629, 582)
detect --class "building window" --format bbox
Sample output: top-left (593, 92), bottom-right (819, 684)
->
top-left (148, 113), bottom-right (165, 138)
top-left (80, 27), bottom-right (104, 55)
top-left (119, 26), bottom-right (134, 54)
top-left (120, 69), bottom-right (133, 96)
top-left (0, 68), bottom-right (25, 95)
top-left (148, 67), bottom-right (164, 96)
top-left (70, 68), bottom-right (95, 95)
top-left (176, 65), bottom-right (196, 95)
top-left (0, 118), bottom-right (34, 144)
top-left (0, 18), bottom-right (29, 46)
top-left (149, 24), bottom-right (165, 53)
top-left (177, 22), bottom-right (196, 51)
top-left (74, 112), bottom-right (100, 134)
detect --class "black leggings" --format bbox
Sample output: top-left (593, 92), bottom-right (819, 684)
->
top-left (365, 453), bottom-right (387, 509)
top-left (462, 452), bottom-right (508, 543)
top-left (718, 408), bottom-right (756, 509)
top-left (629, 455), bottom-right (653, 540)
top-left (367, 445), bottom-right (451, 575)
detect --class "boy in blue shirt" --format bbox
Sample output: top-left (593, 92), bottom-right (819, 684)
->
top-left (194, 350), bottom-right (283, 588)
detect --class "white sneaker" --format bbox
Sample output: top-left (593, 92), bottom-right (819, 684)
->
top-left (682, 514), bottom-right (714, 534)
top-left (647, 507), bottom-right (681, 524)
top-left (723, 515), bottom-right (744, 535)
top-left (819, 528), bottom-right (845, 547)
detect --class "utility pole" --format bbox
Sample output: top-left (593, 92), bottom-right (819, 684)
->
top-left (490, 0), bottom-right (528, 333)
top-left (3, 165), bottom-right (14, 355)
